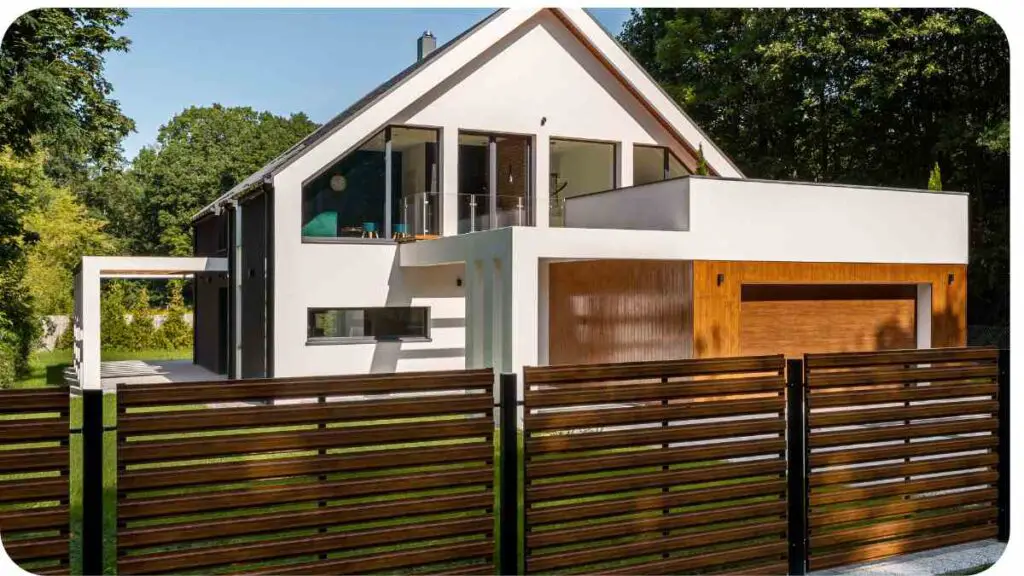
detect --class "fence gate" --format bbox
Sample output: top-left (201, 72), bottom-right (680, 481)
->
top-left (0, 388), bottom-right (71, 575)
top-left (801, 347), bottom-right (1005, 571)
top-left (521, 355), bottom-right (789, 575)
top-left (113, 369), bottom-right (496, 575)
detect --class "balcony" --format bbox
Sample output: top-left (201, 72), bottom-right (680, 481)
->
top-left (400, 193), bottom-right (566, 237)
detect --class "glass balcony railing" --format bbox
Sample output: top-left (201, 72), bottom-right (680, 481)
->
top-left (399, 192), bottom-right (537, 236)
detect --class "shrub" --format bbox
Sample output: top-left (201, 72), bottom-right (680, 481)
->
top-left (124, 287), bottom-right (156, 351)
top-left (55, 322), bottom-right (75, 351)
top-left (0, 341), bottom-right (15, 388)
top-left (153, 281), bottom-right (191, 350)
top-left (101, 281), bottom-right (132, 350)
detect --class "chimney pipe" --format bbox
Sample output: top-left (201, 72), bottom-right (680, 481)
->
top-left (417, 31), bottom-right (436, 62)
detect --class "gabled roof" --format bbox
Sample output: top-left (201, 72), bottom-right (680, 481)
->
top-left (193, 8), bottom-right (741, 222)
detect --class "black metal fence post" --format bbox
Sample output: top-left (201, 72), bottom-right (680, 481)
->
top-left (998, 349), bottom-right (1010, 543)
top-left (787, 358), bottom-right (808, 576)
top-left (82, 387), bottom-right (104, 575)
top-left (499, 372), bottom-right (522, 575)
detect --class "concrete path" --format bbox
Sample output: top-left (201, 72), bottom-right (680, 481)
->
top-left (81, 359), bottom-right (224, 393)
top-left (813, 539), bottom-right (1005, 576)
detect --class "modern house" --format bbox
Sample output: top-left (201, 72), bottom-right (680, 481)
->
top-left (188, 7), bottom-right (968, 383)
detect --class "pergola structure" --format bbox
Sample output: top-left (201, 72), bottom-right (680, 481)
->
top-left (73, 256), bottom-right (229, 391)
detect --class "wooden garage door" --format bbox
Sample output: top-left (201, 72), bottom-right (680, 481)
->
top-left (740, 284), bottom-right (917, 358)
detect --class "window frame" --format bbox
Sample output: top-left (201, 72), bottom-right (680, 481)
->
top-left (305, 306), bottom-right (432, 345)
top-left (549, 136), bottom-right (619, 197)
top-left (633, 144), bottom-right (691, 184)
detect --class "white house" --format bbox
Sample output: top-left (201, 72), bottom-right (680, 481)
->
top-left (182, 7), bottom-right (968, 386)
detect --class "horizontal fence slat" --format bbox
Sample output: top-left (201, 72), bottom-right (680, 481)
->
top-left (810, 382), bottom-right (998, 408)
top-left (528, 519), bottom-right (786, 572)
top-left (118, 516), bottom-right (492, 573)
top-left (0, 478), bottom-right (68, 504)
top-left (810, 489), bottom-right (997, 528)
top-left (0, 506), bottom-right (69, 532)
top-left (0, 389), bottom-right (69, 413)
top-left (527, 377), bottom-right (784, 409)
top-left (810, 507), bottom-right (997, 549)
top-left (810, 453), bottom-right (999, 487)
top-left (2, 537), bottom-right (68, 562)
top-left (527, 438), bottom-right (785, 478)
top-left (118, 393), bottom-right (492, 434)
top-left (118, 467), bottom-right (492, 519)
top-left (804, 347), bottom-right (998, 370)
top-left (528, 459), bottom-right (786, 503)
top-left (119, 443), bottom-right (493, 491)
top-left (524, 355), bottom-right (784, 385)
top-left (0, 447), bottom-right (69, 473)
top-left (119, 418), bottom-right (493, 463)
top-left (526, 396), bottom-right (783, 431)
top-left (601, 540), bottom-right (788, 576)
top-left (241, 541), bottom-right (493, 576)
top-left (809, 417), bottom-right (997, 448)
top-left (0, 419), bottom-right (68, 442)
top-left (527, 500), bottom-right (787, 549)
top-left (810, 400), bottom-right (997, 428)
top-left (809, 436), bottom-right (997, 468)
top-left (118, 368), bottom-right (494, 405)
top-left (528, 479), bottom-right (787, 525)
top-left (810, 470), bottom-right (998, 506)
top-left (807, 364), bottom-right (998, 388)
top-left (809, 524), bottom-right (998, 571)
top-left (528, 418), bottom-right (785, 454)
top-left (119, 491), bottom-right (492, 548)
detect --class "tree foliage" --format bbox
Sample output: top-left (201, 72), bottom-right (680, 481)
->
top-left (928, 162), bottom-right (943, 191)
top-left (133, 105), bottom-right (316, 255)
top-left (153, 281), bottom-right (190, 349)
top-left (620, 8), bottom-right (1009, 326)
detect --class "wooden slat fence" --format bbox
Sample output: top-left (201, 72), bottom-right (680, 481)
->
top-left (803, 347), bottom-right (1002, 570)
top-left (0, 387), bottom-right (71, 575)
top-left (114, 369), bottom-right (496, 575)
top-left (522, 356), bottom-right (789, 575)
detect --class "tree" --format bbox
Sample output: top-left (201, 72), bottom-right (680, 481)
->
top-left (928, 162), bottom-right (943, 191)
top-left (153, 281), bottom-right (190, 349)
top-left (0, 9), bottom-right (135, 181)
top-left (620, 8), bottom-right (1009, 328)
top-left (124, 286), bottom-right (155, 350)
top-left (695, 144), bottom-right (709, 176)
top-left (22, 153), bottom-right (117, 316)
top-left (134, 105), bottom-right (317, 255)
top-left (100, 280), bottom-right (131, 350)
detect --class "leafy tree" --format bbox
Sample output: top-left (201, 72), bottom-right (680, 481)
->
top-left (124, 286), bottom-right (155, 350)
top-left (0, 8), bottom-right (135, 181)
top-left (928, 162), bottom-right (943, 191)
top-left (134, 105), bottom-right (316, 255)
top-left (100, 280), bottom-right (131, 350)
top-left (153, 281), bottom-right (190, 349)
top-left (620, 8), bottom-right (1009, 327)
top-left (77, 168), bottom-right (145, 252)
top-left (695, 144), bottom-right (709, 176)
top-left (21, 153), bottom-right (117, 316)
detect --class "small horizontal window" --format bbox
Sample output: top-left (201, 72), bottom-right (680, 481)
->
top-left (307, 307), bottom-right (430, 342)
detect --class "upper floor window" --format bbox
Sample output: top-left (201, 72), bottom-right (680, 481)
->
top-left (633, 144), bottom-right (689, 186)
top-left (301, 126), bottom-right (440, 240)
top-left (550, 138), bottom-right (616, 227)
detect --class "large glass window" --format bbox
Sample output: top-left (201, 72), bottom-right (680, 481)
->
top-left (457, 132), bottom-right (532, 233)
top-left (301, 126), bottom-right (440, 240)
top-left (549, 138), bottom-right (616, 226)
top-left (633, 144), bottom-right (690, 186)
top-left (307, 307), bottom-right (430, 342)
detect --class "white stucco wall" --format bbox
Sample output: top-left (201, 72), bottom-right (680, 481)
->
top-left (562, 176), bottom-right (969, 264)
top-left (271, 237), bottom-right (466, 377)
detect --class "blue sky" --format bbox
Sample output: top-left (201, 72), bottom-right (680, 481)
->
top-left (104, 8), bottom-right (634, 161)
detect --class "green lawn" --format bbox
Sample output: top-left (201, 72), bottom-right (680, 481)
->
top-left (12, 348), bottom-right (192, 389)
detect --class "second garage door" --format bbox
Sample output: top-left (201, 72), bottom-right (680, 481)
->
top-left (739, 284), bottom-right (918, 358)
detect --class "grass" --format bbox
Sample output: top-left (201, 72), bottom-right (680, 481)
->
top-left (12, 348), bottom-right (193, 389)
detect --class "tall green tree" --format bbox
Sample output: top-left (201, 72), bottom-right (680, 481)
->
top-left (620, 8), bottom-right (1009, 328)
top-left (133, 104), bottom-right (317, 255)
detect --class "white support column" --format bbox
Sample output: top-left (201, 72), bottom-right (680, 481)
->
top-left (499, 244), bottom-right (539, 401)
top-left (618, 139), bottom-right (634, 188)
top-left (441, 127), bottom-right (459, 236)
top-left (78, 262), bottom-right (101, 391)
top-left (533, 135), bottom-right (550, 228)
top-left (481, 259), bottom-right (496, 370)
top-left (464, 259), bottom-right (486, 369)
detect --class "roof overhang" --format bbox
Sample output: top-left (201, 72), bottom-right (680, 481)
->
top-left (78, 256), bottom-right (229, 278)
